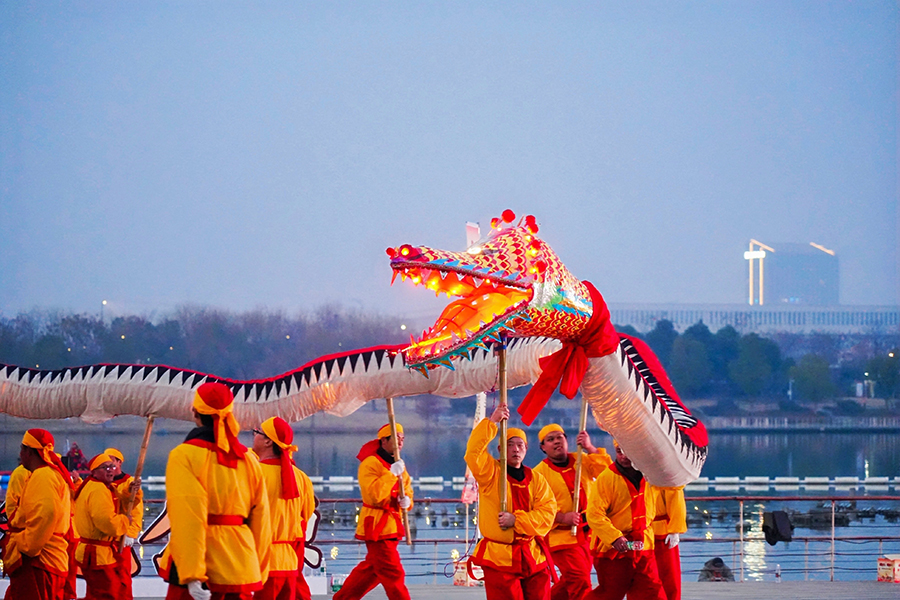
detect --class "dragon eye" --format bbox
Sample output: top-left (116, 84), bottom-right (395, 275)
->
top-left (399, 244), bottom-right (413, 257)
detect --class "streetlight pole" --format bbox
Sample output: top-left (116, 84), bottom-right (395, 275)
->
top-left (101, 300), bottom-right (107, 324)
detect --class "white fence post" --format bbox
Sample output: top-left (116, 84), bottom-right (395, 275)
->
top-left (830, 499), bottom-right (836, 582)
top-left (739, 499), bottom-right (745, 583)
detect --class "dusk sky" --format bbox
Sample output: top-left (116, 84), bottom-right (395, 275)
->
top-left (2, 2), bottom-right (897, 325)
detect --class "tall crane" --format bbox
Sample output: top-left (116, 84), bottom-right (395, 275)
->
top-left (744, 239), bottom-right (775, 305)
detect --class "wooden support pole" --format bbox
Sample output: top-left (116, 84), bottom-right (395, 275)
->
top-left (497, 339), bottom-right (508, 513)
top-left (571, 398), bottom-right (589, 536)
top-left (386, 397), bottom-right (413, 546)
top-left (120, 415), bottom-right (154, 551)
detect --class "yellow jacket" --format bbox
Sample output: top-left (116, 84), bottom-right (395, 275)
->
top-left (586, 464), bottom-right (658, 555)
top-left (533, 450), bottom-right (612, 549)
top-left (652, 486), bottom-right (687, 537)
top-left (259, 458), bottom-right (316, 575)
top-left (74, 478), bottom-right (130, 568)
top-left (159, 436), bottom-right (272, 593)
top-left (356, 448), bottom-right (413, 541)
top-left (4, 465), bottom-right (31, 520)
top-left (464, 419), bottom-right (556, 571)
top-left (5, 465), bottom-right (72, 576)
top-left (113, 474), bottom-right (144, 539)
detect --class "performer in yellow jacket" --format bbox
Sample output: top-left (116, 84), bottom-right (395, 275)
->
top-left (464, 405), bottom-right (557, 600)
top-left (533, 424), bottom-right (612, 600)
top-left (585, 441), bottom-right (664, 600)
top-left (333, 423), bottom-right (413, 600)
top-left (251, 416), bottom-right (316, 600)
top-left (74, 453), bottom-right (140, 600)
top-left (652, 487), bottom-right (686, 600)
top-left (159, 382), bottom-right (272, 600)
top-left (63, 454), bottom-right (80, 600)
top-left (104, 447), bottom-right (143, 600)
top-left (4, 429), bottom-right (75, 600)
top-left (0, 464), bottom-right (31, 590)
top-left (3, 464), bottom-right (31, 518)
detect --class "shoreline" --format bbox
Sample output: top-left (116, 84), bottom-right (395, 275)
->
top-left (2, 412), bottom-right (899, 434)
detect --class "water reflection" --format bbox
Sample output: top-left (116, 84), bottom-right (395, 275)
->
top-left (1, 419), bottom-right (899, 482)
top-left (743, 504), bottom-right (768, 582)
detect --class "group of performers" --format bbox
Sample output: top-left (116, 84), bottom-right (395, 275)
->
top-left (1, 380), bottom-right (686, 600)
top-left (462, 404), bottom-right (686, 600)
top-left (2, 430), bottom-right (141, 600)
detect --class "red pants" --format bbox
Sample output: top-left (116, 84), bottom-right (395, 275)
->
top-left (332, 539), bottom-right (410, 600)
top-left (294, 571), bottom-right (311, 600)
top-left (653, 538), bottom-right (681, 600)
top-left (254, 574), bottom-right (295, 600)
top-left (549, 542), bottom-right (593, 600)
top-left (82, 566), bottom-right (121, 600)
top-left (115, 547), bottom-right (134, 600)
top-left (481, 564), bottom-right (551, 600)
top-left (587, 554), bottom-right (666, 600)
top-left (64, 537), bottom-right (77, 600)
top-left (5, 555), bottom-right (66, 600)
top-left (165, 585), bottom-right (252, 600)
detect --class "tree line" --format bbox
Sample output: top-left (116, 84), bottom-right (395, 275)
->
top-left (0, 308), bottom-right (896, 405)
top-left (0, 306), bottom-right (406, 381)
top-left (619, 320), bottom-right (899, 405)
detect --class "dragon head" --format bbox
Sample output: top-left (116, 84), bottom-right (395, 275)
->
top-left (387, 210), bottom-right (594, 372)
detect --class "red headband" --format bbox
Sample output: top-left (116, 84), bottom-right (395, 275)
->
top-left (194, 382), bottom-right (247, 467)
top-left (260, 417), bottom-right (299, 500)
top-left (22, 429), bottom-right (75, 490)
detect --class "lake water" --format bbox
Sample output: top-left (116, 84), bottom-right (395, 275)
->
top-left (2, 420), bottom-right (898, 484)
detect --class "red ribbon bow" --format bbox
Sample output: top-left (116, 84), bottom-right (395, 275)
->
top-left (517, 281), bottom-right (620, 426)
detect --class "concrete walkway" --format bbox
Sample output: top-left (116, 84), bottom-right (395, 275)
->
top-left (139, 581), bottom-right (897, 600)
top-left (5, 579), bottom-right (898, 599)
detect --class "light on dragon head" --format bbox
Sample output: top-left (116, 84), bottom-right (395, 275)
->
top-left (388, 211), bottom-right (591, 373)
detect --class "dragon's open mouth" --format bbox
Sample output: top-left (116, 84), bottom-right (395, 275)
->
top-left (390, 254), bottom-right (533, 369)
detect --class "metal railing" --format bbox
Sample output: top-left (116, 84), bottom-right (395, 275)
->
top-left (135, 494), bottom-right (900, 583)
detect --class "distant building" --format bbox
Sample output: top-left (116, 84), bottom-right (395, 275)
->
top-left (765, 242), bottom-right (839, 305)
top-left (609, 303), bottom-right (900, 335)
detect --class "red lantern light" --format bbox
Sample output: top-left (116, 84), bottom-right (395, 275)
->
top-left (490, 217), bottom-right (501, 229)
top-left (502, 209), bottom-right (516, 223)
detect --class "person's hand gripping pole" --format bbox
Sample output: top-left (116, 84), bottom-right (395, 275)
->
top-left (496, 337), bottom-right (509, 513)
top-left (385, 397), bottom-right (413, 546)
top-left (120, 415), bottom-right (154, 551)
top-left (571, 398), bottom-right (588, 536)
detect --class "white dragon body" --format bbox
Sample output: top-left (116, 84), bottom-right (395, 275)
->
top-left (0, 212), bottom-right (707, 486)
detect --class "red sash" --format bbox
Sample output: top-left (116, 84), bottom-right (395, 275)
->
top-left (541, 455), bottom-right (588, 514)
top-left (509, 467), bottom-right (557, 582)
top-left (357, 450), bottom-right (404, 541)
top-left (603, 463), bottom-right (648, 559)
top-left (207, 514), bottom-right (246, 526)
